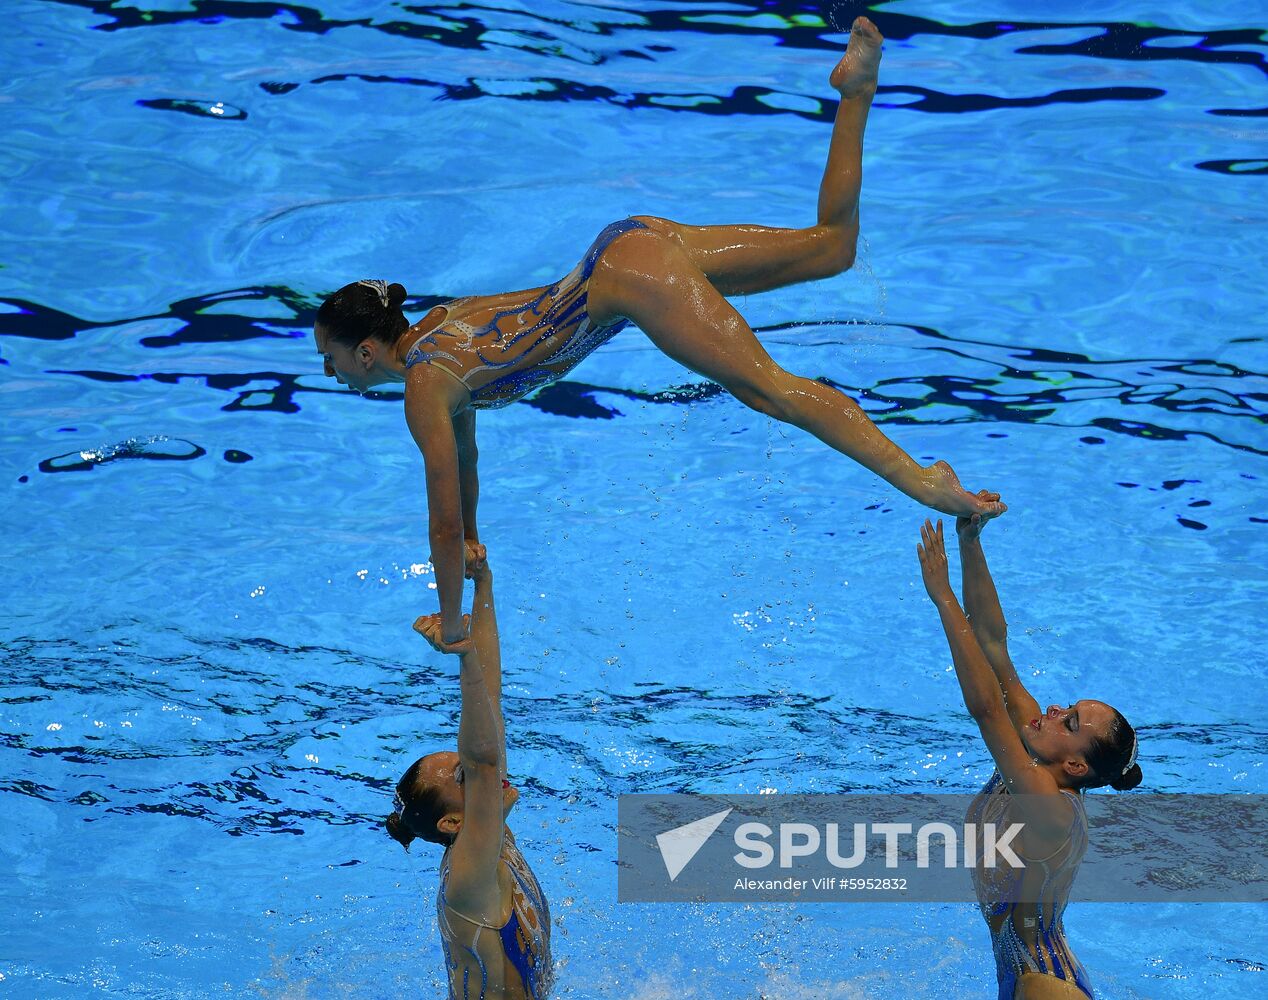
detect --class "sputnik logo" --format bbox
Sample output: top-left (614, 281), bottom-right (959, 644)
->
top-left (655, 807), bottom-right (733, 881)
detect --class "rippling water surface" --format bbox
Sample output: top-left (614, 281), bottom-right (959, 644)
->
top-left (2, 1), bottom-right (1266, 997)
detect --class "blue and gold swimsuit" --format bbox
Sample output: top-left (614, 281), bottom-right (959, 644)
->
top-left (403, 219), bottom-right (647, 409)
top-left (437, 835), bottom-right (553, 1000)
top-left (968, 772), bottom-right (1095, 1000)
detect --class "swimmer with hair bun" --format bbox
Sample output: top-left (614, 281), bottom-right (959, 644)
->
top-left (386, 548), bottom-right (553, 999)
top-left (916, 510), bottom-right (1140, 1000)
top-left (315, 18), bottom-right (1005, 653)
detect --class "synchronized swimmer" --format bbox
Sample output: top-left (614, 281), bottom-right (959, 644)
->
top-left (314, 17), bottom-right (1004, 653)
top-left (918, 512), bottom-right (1140, 1000)
top-left (333, 18), bottom-right (1140, 1000)
top-left (386, 551), bottom-right (553, 1000)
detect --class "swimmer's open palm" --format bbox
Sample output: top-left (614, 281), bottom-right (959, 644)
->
top-left (917, 519), bottom-right (953, 601)
top-left (413, 613), bottom-right (473, 655)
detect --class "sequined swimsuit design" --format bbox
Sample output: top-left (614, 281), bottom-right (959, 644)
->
top-left (437, 837), bottom-right (553, 1000)
top-left (403, 219), bottom-right (647, 409)
top-left (967, 773), bottom-right (1095, 1000)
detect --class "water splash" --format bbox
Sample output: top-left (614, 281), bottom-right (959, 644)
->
top-left (38, 434), bottom-right (206, 473)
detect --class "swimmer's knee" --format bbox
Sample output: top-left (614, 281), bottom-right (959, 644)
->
top-left (799, 223), bottom-right (857, 279)
top-left (733, 386), bottom-right (781, 418)
top-left (832, 229), bottom-right (859, 273)
top-left (729, 370), bottom-right (796, 420)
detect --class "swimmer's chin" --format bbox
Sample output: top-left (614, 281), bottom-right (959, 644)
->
top-left (360, 372), bottom-right (404, 393)
top-left (335, 378), bottom-right (392, 397)
top-left (343, 385), bottom-right (392, 400)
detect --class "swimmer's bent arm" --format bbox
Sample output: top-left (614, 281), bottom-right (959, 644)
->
top-left (448, 567), bottom-right (508, 916)
top-left (956, 514), bottom-right (1040, 733)
top-left (405, 369), bottom-right (469, 646)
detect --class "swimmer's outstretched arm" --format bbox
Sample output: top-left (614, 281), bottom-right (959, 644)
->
top-left (917, 520), bottom-right (1073, 844)
top-left (446, 560), bottom-right (509, 917)
top-left (467, 553), bottom-right (505, 773)
top-left (956, 504), bottom-right (1040, 733)
top-left (455, 408), bottom-right (481, 555)
top-left (407, 367), bottom-right (473, 653)
top-left (918, 520), bottom-right (1007, 724)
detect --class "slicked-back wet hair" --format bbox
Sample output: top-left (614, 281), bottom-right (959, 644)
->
top-left (317, 280), bottom-right (409, 350)
top-left (384, 754), bottom-right (458, 850)
top-left (1081, 709), bottom-right (1142, 791)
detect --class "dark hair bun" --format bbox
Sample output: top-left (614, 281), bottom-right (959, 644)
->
top-left (387, 282), bottom-right (407, 309)
top-left (1110, 763), bottom-right (1143, 791)
top-left (385, 812), bottom-right (415, 849)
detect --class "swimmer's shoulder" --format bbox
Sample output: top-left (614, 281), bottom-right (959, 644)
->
top-left (403, 355), bottom-right (472, 422)
top-left (404, 361), bottom-right (470, 408)
top-left (411, 299), bottom-right (463, 340)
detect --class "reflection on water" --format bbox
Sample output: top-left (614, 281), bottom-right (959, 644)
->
top-left (5, 290), bottom-right (1265, 467)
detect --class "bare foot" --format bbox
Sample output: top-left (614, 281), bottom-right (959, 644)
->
top-left (923, 461), bottom-right (1007, 521)
top-left (829, 16), bottom-right (883, 97)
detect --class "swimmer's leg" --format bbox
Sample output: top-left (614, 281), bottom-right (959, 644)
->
top-left (590, 230), bottom-right (1005, 520)
top-left (633, 16), bottom-right (882, 298)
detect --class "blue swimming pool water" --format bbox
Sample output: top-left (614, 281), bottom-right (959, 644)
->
top-left (2, 1), bottom-right (1266, 996)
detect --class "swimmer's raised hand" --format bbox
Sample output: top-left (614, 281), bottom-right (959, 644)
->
top-left (917, 519), bottom-right (954, 602)
top-left (956, 492), bottom-right (1000, 545)
top-left (414, 613), bottom-right (473, 655)
top-left (464, 540), bottom-right (488, 580)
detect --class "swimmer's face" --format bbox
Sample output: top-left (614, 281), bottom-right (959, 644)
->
top-left (1021, 699), bottom-right (1115, 781)
top-left (314, 324), bottom-right (374, 393)
top-left (411, 750), bottom-right (519, 842)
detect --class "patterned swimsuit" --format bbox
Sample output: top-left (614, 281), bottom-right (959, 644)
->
top-left (968, 772), bottom-right (1095, 1000)
top-left (404, 219), bottom-right (647, 409)
top-left (437, 836), bottom-right (553, 1000)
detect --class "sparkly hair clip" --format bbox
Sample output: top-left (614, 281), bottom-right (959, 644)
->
top-left (356, 278), bottom-right (391, 308)
top-left (1121, 735), bottom-right (1138, 776)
